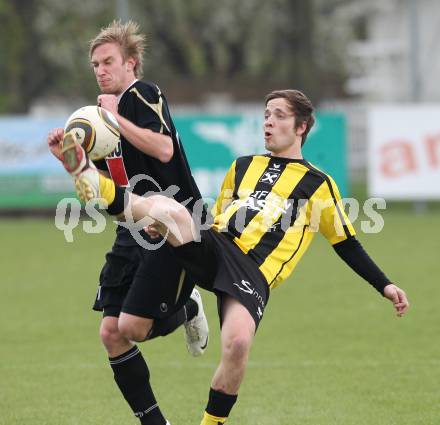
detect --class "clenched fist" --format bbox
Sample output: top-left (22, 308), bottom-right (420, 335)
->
top-left (47, 127), bottom-right (64, 160)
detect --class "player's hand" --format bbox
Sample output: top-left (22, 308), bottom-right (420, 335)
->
top-left (47, 127), bottom-right (64, 160)
top-left (383, 284), bottom-right (409, 317)
top-left (97, 94), bottom-right (118, 116)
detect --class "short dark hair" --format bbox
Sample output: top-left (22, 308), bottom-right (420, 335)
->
top-left (265, 89), bottom-right (315, 146)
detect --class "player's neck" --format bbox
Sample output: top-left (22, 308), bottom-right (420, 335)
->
top-left (122, 77), bottom-right (137, 92)
top-left (270, 142), bottom-right (303, 159)
top-left (115, 78), bottom-right (138, 100)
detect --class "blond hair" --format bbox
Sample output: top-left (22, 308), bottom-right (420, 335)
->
top-left (89, 20), bottom-right (146, 78)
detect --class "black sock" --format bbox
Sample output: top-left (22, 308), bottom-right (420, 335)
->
top-left (206, 388), bottom-right (237, 418)
top-left (148, 298), bottom-right (198, 339)
top-left (109, 346), bottom-right (166, 425)
top-left (107, 185), bottom-right (126, 216)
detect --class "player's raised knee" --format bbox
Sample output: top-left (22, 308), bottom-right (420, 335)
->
top-left (170, 204), bottom-right (192, 227)
top-left (147, 194), bottom-right (170, 204)
top-left (145, 195), bottom-right (190, 225)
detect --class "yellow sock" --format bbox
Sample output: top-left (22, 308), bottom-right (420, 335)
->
top-left (98, 174), bottom-right (115, 205)
top-left (200, 411), bottom-right (227, 425)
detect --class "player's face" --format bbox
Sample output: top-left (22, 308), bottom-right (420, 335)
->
top-left (91, 43), bottom-right (136, 95)
top-left (264, 98), bottom-right (302, 157)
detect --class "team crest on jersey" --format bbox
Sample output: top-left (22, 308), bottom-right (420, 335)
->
top-left (259, 171), bottom-right (280, 185)
top-left (259, 163), bottom-right (283, 185)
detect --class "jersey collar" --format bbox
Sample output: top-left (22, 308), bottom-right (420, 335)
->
top-left (117, 79), bottom-right (138, 104)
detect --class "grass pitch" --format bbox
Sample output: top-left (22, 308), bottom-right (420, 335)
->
top-left (1, 208), bottom-right (439, 425)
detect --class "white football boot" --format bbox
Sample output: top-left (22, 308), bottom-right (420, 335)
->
top-left (61, 131), bottom-right (101, 202)
top-left (184, 288), bottom-right (209, 357)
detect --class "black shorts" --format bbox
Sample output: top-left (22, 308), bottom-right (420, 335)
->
top-left (171, 229), bottom-right (270, 328)
top-left (93, 240), bottom-right (195, 319)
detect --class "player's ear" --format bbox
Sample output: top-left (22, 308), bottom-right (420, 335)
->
top-left (126, 56), bottom-right (136, 72)
top-left (295, 121), bottom-right (307, 136)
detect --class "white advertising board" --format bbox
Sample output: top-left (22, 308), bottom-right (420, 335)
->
top-left (368, 105), bottom-right (440, 200)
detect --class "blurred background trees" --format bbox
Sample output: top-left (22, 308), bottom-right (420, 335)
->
top-left (0, 0), bottom-right (354, 113)
top-left (0, 0), bottom-right (113, 113)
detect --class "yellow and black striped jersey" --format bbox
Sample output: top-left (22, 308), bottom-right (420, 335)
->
top-left (211, 154), bottom-right (356, 289)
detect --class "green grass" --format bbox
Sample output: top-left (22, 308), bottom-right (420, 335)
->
top-left (1, 210), bottom-right (439, 425)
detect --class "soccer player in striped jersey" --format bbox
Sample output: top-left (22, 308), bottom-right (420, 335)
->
top-left (59, 89), bottom-right (409, 425)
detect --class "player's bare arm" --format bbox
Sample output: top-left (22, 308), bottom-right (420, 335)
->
top-left (98, 93), bottom-right (173, 162)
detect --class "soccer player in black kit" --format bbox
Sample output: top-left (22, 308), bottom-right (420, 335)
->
top-left (47, 21), bottom-right (208, 425)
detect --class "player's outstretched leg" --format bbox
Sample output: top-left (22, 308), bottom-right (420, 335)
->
top-left (184, 288), bottom-right (209, 356)
top-left (61, 131), bottom-right (197, 248)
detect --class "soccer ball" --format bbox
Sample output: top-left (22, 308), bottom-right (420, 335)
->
top-left (64, 105), bottom-right (120, 161)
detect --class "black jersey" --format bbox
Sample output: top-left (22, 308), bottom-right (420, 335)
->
top-left (95, 80), bottom-right (202, 246)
